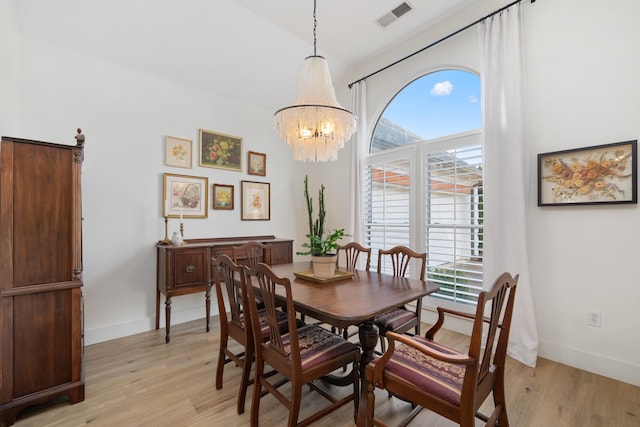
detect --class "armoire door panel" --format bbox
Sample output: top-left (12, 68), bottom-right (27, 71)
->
top-left (13, 143), bottom-right (73, 286)
top-left (12, 290), bottom-right (73, 397)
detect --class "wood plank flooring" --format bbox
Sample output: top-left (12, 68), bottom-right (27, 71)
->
top-left (13, 319), bottom-right (640, 427)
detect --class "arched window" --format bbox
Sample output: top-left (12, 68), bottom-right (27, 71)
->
top-left (365, 69), bottom-right (483, 307)
top-left (371, 69), bottom-right (480, 152)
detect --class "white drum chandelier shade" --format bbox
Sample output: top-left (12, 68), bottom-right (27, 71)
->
top-left (273, 1), bottom-right (356, 162)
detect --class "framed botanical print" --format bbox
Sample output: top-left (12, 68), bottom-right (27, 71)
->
top-left (538, 140), bottom-right (637, 206)
top-left (212, 183), bottom-right (234, 210)
top-left (163, 173), bottom-right (208, 218)
top-left (241, 181), bottom-right (270, 220)
top-left (247, 151), bottom-right (266, 176)
top-left (165, 136), bottom-right (192, 168)
top-left (199, 129), bottom-right (242, 171)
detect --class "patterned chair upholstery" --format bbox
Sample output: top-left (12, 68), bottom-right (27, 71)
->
top-left (363, 272), bottom-right (519, 427)
top-left (244, 262), bottom-right (361, 426)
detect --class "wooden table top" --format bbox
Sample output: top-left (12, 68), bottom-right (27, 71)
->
top-left (269, 262), bottom-right (440, 329)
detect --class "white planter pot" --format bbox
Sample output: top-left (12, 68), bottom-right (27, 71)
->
top-left (312, 254), bottom-right (337, 278)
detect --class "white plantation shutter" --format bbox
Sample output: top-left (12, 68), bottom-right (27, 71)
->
top-left (364, 155), bottom-right (412, 273)
top-left (425, 143), bottom-right (483, 304)
top-left (364, 133), bottom-right (483, 305)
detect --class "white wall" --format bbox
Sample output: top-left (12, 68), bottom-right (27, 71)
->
top-left (344, 0), bottom-right (640, 386)
top-left (524, 0), bottom-right (640, 387)
top-left (10, 34), bottom-right (302, 345)
top-left (0, 0), bottom-right (20, 135)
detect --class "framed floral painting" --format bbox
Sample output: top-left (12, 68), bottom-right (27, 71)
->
top-left (247, 151), bottom-right (266, 176)
top-left (199, 129), bottom-right (242, 171)
top-left (163, 173), bottom-right (208, 218)
top-left (165, 136), bottom-right (192, 168)
top-left (241, 181), bottom-right (270, 220)
top-left (212, 183), bottom-right (234, 210)
top-left (538, 140), bottom-right (637, 206)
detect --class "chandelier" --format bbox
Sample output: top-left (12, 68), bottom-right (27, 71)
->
top-left (274, 0), bottom-right (356, 162)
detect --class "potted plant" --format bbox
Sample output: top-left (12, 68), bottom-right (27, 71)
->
top-left (296, 175), bottom-right (346, 278)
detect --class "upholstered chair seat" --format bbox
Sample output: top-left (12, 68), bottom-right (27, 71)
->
top-left (370, 335), bottom-right (465, 407)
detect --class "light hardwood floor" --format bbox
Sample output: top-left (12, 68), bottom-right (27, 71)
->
top-left (13, 318), bottom-right (640, 427)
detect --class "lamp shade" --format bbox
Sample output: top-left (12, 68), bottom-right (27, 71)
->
top-left (274, 56), bottom-right (356, 162)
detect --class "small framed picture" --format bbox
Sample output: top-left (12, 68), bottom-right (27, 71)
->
top-left (248, 151), bottom-right (266, 176)
top-left (163, 173), bottom-right (209, 218)
top-left (212, 183), bottom-right (234, 210)
top-left (199, 129), bottom-right (242, 171)
top-left (241, 181), bottom-right (270, 221)
top-left (165, 136), bottom-right (192, 168)
top-left (538, 140), bottom-right (637, 206)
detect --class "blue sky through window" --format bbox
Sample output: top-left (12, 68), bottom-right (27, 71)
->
top-left (381, 69), bottom-right (481, 140)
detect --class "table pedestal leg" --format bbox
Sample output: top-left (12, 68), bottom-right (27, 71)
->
top-left (357, 319), bottom-right (378, 426)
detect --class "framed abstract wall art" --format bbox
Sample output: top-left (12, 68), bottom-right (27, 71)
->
top-left (163, 173), bottom-right (209, 218)
top-left (212, 183), bottom-right (234, 210)
top-left (199, 129), bottom-right (242, 171)
top-left (241, 181), bottom-right (270, 220)
top-left (165, 136), bottom-right (192, 168)
top-left (538, 140), bottom-right (637, 206)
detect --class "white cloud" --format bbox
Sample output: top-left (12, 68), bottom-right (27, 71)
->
top-left (468, 95), bottom-right (479, 103)
top-left (430, 80), bottom-right (453, 96)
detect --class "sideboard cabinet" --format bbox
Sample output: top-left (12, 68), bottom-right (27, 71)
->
top-left (156, 235), bottom-right (293, 342)
top-left (0, 134), bottom-right (85, 426)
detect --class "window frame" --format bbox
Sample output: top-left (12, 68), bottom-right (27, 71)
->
top-left (364, 67), bottom-right (483, 313)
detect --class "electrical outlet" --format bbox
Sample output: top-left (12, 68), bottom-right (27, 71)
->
top-left (588, 311), bottom-right (601, 327)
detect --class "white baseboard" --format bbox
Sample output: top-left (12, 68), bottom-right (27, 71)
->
top-left (538, 340), bottom-right (640, 388)
top-left (84, 306), bottom-right (206, 346)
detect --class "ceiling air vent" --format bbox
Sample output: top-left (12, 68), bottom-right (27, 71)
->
top-left (377, 2), bottom-right (413, 28)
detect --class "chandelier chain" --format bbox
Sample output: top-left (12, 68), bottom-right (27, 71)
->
top-left (313, 0), bottom-right (317, 56)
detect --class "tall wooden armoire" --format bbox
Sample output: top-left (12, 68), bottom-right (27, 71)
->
top-left (0, 132), bottom-right (85, 426)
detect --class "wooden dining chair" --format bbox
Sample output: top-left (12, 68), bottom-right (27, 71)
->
top-left (332, 242), bottom-right (372, 339)
top-left (336, 241), bottom-right (371, 272)
top-left (212, 254), bottom-right (292, 415)
top-left (232, 241), bottom-right (271, 308)
top-left (375, 245), bottom-right (427, 352)
top-left (245, 262), bottom-right (361, 427)
top-left (363, 272), bottom-right (519, 427)
top-left (232, 240), bottom-right (271, 267)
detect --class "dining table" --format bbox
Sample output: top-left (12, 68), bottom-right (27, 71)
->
top-left (267, 261), bottom-right (440, 425)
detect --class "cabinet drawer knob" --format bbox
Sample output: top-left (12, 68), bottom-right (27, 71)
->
top-left (185, 265), bottom-right (195, 273)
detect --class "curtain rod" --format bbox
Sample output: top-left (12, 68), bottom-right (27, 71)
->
top-left (348, 0), bottom-right (535, 89)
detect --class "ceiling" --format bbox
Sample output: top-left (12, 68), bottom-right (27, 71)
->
top-left (12, 0), bottom-right (479, 112)
top-left (234, 0), bottom-right (477, 67)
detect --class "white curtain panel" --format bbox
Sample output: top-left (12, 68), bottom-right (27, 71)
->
top-left (348, 81), bottom-right (367, 246)
top-left (479, 4), bottom-right (539, 367)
